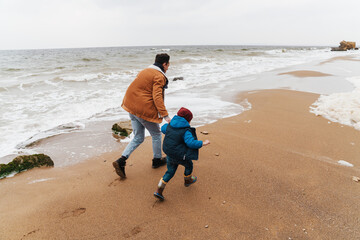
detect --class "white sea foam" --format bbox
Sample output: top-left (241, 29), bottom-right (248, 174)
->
top-left (337, 160), bottom-right (354, 167)
top-left (0, 171), bottom-right (17, 179)
top-left (28, 178), bottom-right (54, 184)
top-left (165, 93), bottom-right (250, 127)
top-left (310, 76), bottom-right (360, 130)
top-left (61, 73), bottom-right (102, 82)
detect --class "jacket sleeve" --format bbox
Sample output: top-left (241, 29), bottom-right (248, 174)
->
top-left (152, 74), bottom-right (169, 118)
top-left (161, 124), bottom-right (168, 134)
top-left (183, 130), bottom-right (203, 149)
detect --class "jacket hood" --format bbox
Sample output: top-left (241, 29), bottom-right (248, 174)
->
top-left (170, 115), bottom-right (190, 128)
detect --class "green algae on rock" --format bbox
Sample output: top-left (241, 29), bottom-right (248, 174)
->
top-left (0, 154), bottom-right (54, 179)
top-left (112, 120), bottom-right (132, 139)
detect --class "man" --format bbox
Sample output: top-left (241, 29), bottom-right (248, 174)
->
top-left (113, 53), bottom-right (171, 178)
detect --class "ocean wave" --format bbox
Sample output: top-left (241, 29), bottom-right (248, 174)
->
top-left (14, 82), bottom-right (41, 91)
top-left (60, 74), bottom-right (100, 82)
top-left (245, 52), bottom-right (267, 57)
top-left (81, 58), bottom-right (101, 62)
top-left (55, 72), bottom-right (133, 83)
top-left (0, 83), bottom-right (35, 91)
top-left (4, 68), bottom-right (22, 72)
top-left (74, 64), bottom-right (90, 68)
top-left (265, 49), bottom-right (287, 54)
top-left (149, 47), bottom-right (171, 52)
top-left (44, 79), bottom-right (60, 86)
top-left (16, 121), bottom-right (86, 149)
top-left (0, 87), bottom-right (9, 92)
top-left (175, 57), bottom-right (214, 64)
top-left (174, 58), bottom-right (199, 64)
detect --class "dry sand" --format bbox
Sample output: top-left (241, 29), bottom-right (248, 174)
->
top-left (1, 89), bottom-right (360, 240)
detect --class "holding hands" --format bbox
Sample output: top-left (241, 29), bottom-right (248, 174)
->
top-left (164, 115), bottom-right (171, 123)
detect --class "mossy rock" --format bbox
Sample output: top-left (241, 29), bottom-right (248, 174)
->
top-left (112, 121), bottom-right (132, 139)
top-left (0, 154), bottom-right (54, 179)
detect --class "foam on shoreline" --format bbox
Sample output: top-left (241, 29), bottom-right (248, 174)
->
top-left (310, 76), bottom-right (360, 131)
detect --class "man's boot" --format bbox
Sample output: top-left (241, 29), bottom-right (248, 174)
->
top-left (113, 156), bottom-right (127, 178)
top-left (154, 178), bottom-right (166, 200)
top-left (152, 156), bottom-right (167, 168)
top-left (184, 175), bottom-right (197, 187)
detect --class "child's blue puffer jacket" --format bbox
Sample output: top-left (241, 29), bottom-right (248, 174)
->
top-left (162, 115), bottom-right (203, 161)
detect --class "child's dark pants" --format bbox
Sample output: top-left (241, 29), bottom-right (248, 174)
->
top-left (162, 156), bottom-right (193, 182)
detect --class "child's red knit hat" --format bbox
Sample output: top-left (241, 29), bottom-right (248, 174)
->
top-left (177, 107), bottom-right (193, 123)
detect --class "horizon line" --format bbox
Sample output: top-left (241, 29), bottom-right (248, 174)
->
top-left (0, 43), bottom-right (333, 51)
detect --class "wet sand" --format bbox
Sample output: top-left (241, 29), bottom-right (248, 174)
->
top-left (318, 55), bottom-right (360, 65)
top-left (278, 70), bottom-right (332, 77)
top-left (1, 88), bottom-right (360, 239)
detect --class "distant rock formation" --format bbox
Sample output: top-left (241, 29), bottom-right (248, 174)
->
top-left (112, 120), bottom-right (133, 139)
top-left (331, 41), bottom-right (358, 51)
top-left (0, 154), bottom-right (54, 178)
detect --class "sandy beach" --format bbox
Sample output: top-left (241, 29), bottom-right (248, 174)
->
top-left (1, 81), bottom-right (360, 239)
top-left (2, 0), bottom-right (360, 238)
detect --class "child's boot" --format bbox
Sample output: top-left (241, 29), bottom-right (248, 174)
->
top-left (154, 178), bottom-right (166, 201)
top-left (184, 175), bottom-right (197, 187)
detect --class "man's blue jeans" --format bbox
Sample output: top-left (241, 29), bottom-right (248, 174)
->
top-left (162, 157), bottom-right (193, 182)
top-left (122, 113), bottom-right (162, 159)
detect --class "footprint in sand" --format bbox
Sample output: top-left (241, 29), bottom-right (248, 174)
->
top-left (21, 229), bottom-right (40, 239)
top-left (123, 226), bottom-right (142, 238)
top-left (73, 207), bottom-right (86, 216)
top-left (108, 178), bottom-right (125, 187)
top-left (60, 208), bottom-right (86, 218)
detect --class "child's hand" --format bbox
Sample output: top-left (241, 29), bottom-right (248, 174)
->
top-left (203, 140), bottom-right (210, 146)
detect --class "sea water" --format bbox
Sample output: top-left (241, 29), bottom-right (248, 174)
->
top-left (0, 45), bottom-right (358, 165)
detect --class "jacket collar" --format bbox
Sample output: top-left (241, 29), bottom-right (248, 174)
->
top-left (148, 64), bottom-right (168, 89)
top-left (148, 64), bottom-right (166, 75)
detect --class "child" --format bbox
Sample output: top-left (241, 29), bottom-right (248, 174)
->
top-left (154, 107), bottom-right (210, 200)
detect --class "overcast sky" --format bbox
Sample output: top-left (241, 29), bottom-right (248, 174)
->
top-left (1, 0), bottom-right (359, 50)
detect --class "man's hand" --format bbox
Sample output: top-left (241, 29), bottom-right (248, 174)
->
top-left (164, 115), bottom-right (171, 123)
top-left (203, 140), bottom-right (210, 146)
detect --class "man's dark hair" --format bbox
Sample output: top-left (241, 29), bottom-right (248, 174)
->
top-left (155, 53), bottom-right (170, 64)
